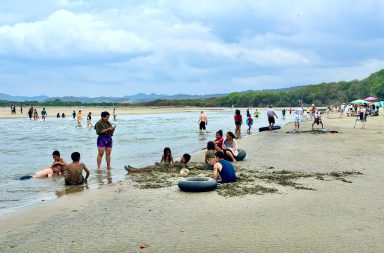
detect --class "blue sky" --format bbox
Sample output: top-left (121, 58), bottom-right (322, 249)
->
top-left (1, 0), bottom-right (384, 97)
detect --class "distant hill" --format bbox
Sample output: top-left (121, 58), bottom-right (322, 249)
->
top-left (0, 93), bottom-right (49, 102)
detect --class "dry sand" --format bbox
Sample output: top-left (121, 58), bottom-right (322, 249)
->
top-left (1, 112), bottom-right (384, 252)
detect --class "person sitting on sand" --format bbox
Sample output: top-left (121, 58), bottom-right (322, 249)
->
top-left (208, 152), bottom-right (236, 183)
top-left (222, 131), bottom-right (239, 163)
top-left (213, 130), bottom-right (224, 153)
top-left (64, 152), bottom-right (90, 185)
top-left (33, 150), bottom-right (67, 178)
top-left (125, 153), bottom-right (192, 173)
top-left (205, 141), bottom-right (216, 164)
top-left (159, 147), bottom-right (174, 165)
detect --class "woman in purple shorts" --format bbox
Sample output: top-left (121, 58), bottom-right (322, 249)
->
top-left (94, 111), bottom-right (116, 169)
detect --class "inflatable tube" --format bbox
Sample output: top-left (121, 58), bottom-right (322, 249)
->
top-left (235, 149), bottom-right (247, 161)
top-left (259, 125), bottom-right (281, 132)
top-left (20, 175), bottom-right (33, 180)
top-left (178, 177), bottom-right (217, 192)
top-left (245, 118), bottom-right (253, 126)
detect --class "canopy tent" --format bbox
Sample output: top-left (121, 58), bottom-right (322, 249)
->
top-left (364, 96), bottom-right (378, 101)
top-left (350, 99), bottom-right (367, 105)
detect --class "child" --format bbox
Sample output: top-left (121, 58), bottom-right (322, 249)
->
top-left (160, 147), bottom-right (174, 165)
top-left (32, 151), bottom-right (66, 178)
top-left (64, 152), bottom-right (90, 185)
top-left (76, 110), bottom-right (83, 126)
top-left (125, 153), bottom-right (191, 173)
top-left (246, 115), bottom-right (253, 133)
top-left (213, 130), bottom-right (224, 153)
top-left (205, 141), bottom-right (216, 164)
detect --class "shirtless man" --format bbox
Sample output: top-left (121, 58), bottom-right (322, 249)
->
top-left (64, 152), bottom-right (90, 185)
top-left (198, 111), bottom-right (208, 133)
top-left (33, 150), bottom-right (66, 178)
top-left (266, 105), bottom-right (278, 130)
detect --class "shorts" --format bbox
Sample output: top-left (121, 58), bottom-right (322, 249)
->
top-left (97, 135), bottom-right (113, 148)
top-left (314, 117), bottom-right (321, 124)
top-left (235, 121), bottom-right (242, 126)
top-left (199, 121), bottom-right (206, 130)
top-left (268, 116), bottom-right (275, 124)
top-left (294, 115), bottom-right (302, 122)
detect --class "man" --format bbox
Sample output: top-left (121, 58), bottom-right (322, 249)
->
top-left (41, 108), bottom-right (47, 122)
top-left (294, 105), bottom-right (304, 133)
top-left (198, 111), bottom-right (208, 133)
top-left (311, 105), bottom-right (323, 130)
top-left (266, 105), bottom-right (278, 130)
top-left (208, 152), bottom-right (236, 183)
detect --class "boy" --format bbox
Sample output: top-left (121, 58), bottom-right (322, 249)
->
top-left (64, 152), bottom-right (90, 185)
top-left (33, 150), bottom-right (66, 178)
top-left (207, 152), bottom-right (236, 183)
top-left (246, 115), bottom-right (253, 133)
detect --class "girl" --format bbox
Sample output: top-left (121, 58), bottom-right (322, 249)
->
top-left (234, 109), bottom-right (242, 138)
top-left (87, 112), bottom-right (93, 127)
top-left (222, 131), bottom-right (239, 162)
top-left (160, 147), bottom-right (174, 165)
top-left (214, 130), bottom-right (224, 152)
top-left (205, 141), bottom-right (216, 164)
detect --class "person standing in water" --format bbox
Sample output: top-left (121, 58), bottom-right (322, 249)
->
top-left (41, 108), bottom-right (47, 122)
top-left (76, 110), bottom-right (83, 126)
top-left (72, 110), bottom-right (76, 120)
top-left (28, 107), bottom-right (33, 120)
top-left (254, 109), bottom-right (260, 118)
top-left (64, 152), bottom-right (90, 185)
top-left (95, 111), bottom-right (115, 170)
top-left (87, 112), bottom-right (93, 127)
top-left (266, 105), bottom-right (278, 130)
top-left (198, 111), bottom-right (208, 133)
top-left (234, 109), bottom-right (242, 138)
top-left (294, 105), bottom-right (304, 133)
top-left (113, 108), bottom-right (117, 121)
top-left (282, 108), bottom-right (286, 119)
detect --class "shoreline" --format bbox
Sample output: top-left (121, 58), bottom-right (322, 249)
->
top-left (1, 113), bottom-right (383, 252)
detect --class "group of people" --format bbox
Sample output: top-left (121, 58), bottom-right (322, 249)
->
top-left (27, 106), bottom-right (47, 121)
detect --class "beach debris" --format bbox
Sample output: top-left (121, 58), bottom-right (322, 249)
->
top-left (180, 168), bottom-right (189, 177)
top-left (139, 243), bottom-right (148, 249)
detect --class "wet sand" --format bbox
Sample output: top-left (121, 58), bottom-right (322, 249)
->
top-left (1, 112), bottom-right (384, 252)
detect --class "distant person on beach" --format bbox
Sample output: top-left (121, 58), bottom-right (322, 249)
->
top-left (208, 152), bottom-right (236, 183)
top-left (246, 114), bottom-right (253, 133)
top-left (205, 141), bottom-right (216, 164)
top-left (125, 153), bottom-right (193, 173)
top-left (246, 107), bottom-right (251, 117)
top-left (64, 152), bottom-right (90, 185)
top-left (294, 105), bottom-right (304, 133)
top-left (20, 105), bottom-right (22, 114)
top-left (254, 109), bottom-right (260, 118)
top-left (159, 147), bottom-right (174, 165)
top-left (222, 131), bottom-right (239, 163)
top-left (267, 105), bottom-right (278, 130)
top-left (76, 110), bottom-right (83, 126)
top-left (312, 105), bottom-right (323, 130)
top-left (234, 109), bottom-right (242, 138)
top-left (198, 111), bottom-right (208, 133)
top-left (56, 113), bottom-right (60, 118)
top-left (32, 150), bottom-right (67, 178)
top-left (28, 107), bottom-right (33, 120)
top-left (289, 107), bottom-right (292, 115)
top-left (11, 104), bottom-right (16, 114)
top-left (72, 110), bottom-right (76, 120)
top-left (62, 113), bottom-right (66, 118)
top-left (41, 108), bottom-right (47, 122)
top-left (87, 112), bottom-right (93, 127)
top-left (214, 130), bottom-right (224, 153)
top-left (113, 108), bottom-right (117, 121)
top-left (95, 111), bottom-right (115, 170)
top-left (282, 108), bottom-right (286, 118)
top-left (359, 105), bottom-right (367, 129)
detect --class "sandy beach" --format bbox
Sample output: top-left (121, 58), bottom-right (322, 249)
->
top-left (1, 111), bottom-right (383, 252)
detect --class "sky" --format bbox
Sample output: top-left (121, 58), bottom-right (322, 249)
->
top-left (1, 0), bottom-right (384, 97)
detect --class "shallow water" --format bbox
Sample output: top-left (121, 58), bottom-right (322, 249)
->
top-left (0, 109), bottom-right (290, 214)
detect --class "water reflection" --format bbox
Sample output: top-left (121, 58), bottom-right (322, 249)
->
top-left (95, 169), bottom-right (113, 186)
top-left (55, 184), bottom-right (89, 198)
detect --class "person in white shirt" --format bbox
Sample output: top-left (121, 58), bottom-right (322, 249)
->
top-left (266, 105), bottom-right (278, 130)
top-left (294, 105), bottom-right (303, 133)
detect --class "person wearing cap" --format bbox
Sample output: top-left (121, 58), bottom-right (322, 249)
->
top-left (207, 152), bottom-right (236, 183)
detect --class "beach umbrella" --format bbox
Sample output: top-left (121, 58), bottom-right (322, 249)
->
top-left (350, 99), bottom-right (367, 105)
top-left (364, 96), bottom-right (378, 101)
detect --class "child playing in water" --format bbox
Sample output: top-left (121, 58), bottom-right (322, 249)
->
top-left (64, 152), bottom-right (90, 185)
top-left (246, 115), bottom-right (253, 133)
top-left (33, 150), bottom-right (67, 178)
top-left (159, 147), bottom-right (174, 165)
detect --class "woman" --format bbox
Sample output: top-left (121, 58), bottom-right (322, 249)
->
top-left (222, 131), bottom-right (239, 162)
top-left (94, 111), bottom-right (115, 169)
top-left (87, 112), bottom-right (93, 127)
top-left (160, 147), bottom-right (174, 165)
top-left (234, 109), bottom-right (242, 138)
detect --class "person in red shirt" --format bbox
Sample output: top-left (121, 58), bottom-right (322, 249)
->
top-left (234, 109), bottom-right (242, 138)
top-left (214, 130), bottom-right (224, 152)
